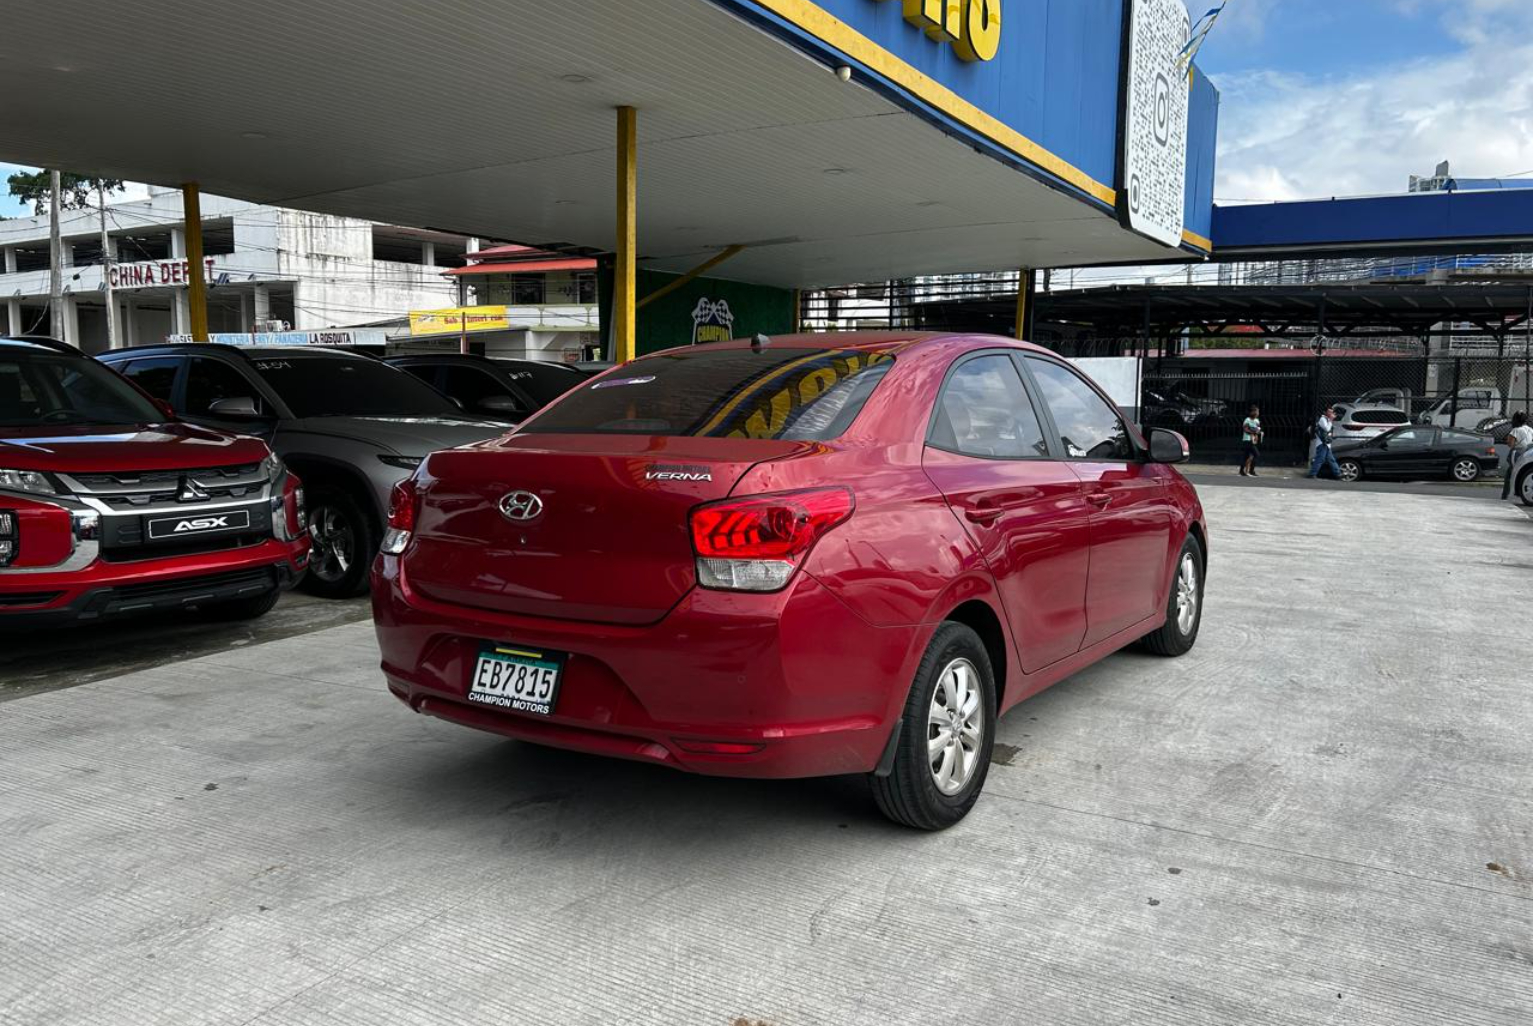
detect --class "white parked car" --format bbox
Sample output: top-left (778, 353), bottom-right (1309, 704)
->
top-left (1333, 403), bottom-right (1413, 444)
top-left (1510, 446), bottom-right (1533, 506)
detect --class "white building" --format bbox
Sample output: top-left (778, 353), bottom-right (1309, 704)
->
top-left (0, 187), bottom-right (475, 353)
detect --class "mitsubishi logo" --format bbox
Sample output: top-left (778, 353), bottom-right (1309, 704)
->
top-left (498, 490), bottom-right (543, 522)
top-left (177, 477), bottom-right (211, 503)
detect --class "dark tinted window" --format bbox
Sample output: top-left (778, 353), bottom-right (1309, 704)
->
top-left (1440, 429), bottom-right (1483, 444)
top-left (929, 355), bottom-right (1048, 459)
top-left (249, 357), bottom-right (460, 418)
top-left (1, 350), bottom-right (162, 427)
top-left (1354, 409), bottom-right (1410, 425)
top-left (119, 358), bottom-right (180, 402)
top-left (494, 360), bottom-right (587, 407)
top-left (1382, 427), bottom-right (1434, 445)
top-left (520, 348), bottom-right (893, 439)
top-left (440, 366), bottom-right (519, 411)
top-left (187, 357), bottom-right (261, 415)
top-left (1027, 358), bottom-right (1134, 460)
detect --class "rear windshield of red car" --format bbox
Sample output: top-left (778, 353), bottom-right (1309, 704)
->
top-left (1, 349), bottom-right (163, 428)
top-left (518, 348), bottom-right (894, 440)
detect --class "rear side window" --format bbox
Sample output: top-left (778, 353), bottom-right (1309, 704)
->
top-left (1354, 410), bottom-right (1410, 425)
top-left (929, 355), bottom-right (1048, 459)
top-left (519, 348), bottom-right (894, 439)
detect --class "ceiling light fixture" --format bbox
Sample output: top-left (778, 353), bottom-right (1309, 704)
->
top-left (823, 167), bottom-right (850, 176)
top-left (558, 74), bottom-right (593, 84)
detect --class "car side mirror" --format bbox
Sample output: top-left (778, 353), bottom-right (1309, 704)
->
top-left (1147, 427), bottom-right (1189, 464)
top-left (477, 395), bottom-right (527, 418)
top-left (207, 396), bottom-right (265, 419)
top-left (152, 398), bottom-right (177, 421)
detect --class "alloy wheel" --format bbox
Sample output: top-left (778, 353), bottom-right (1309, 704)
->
top-left (1452, 459), bottom-right (1479, 482)
top-left (1176, 552), bottom-right (1199, 635)
top-left (927, 658), bottom-right (984, 796)
top-left (1338, 461), bottom-right (1361, 482)
top-left (307, 504), bottom-right (356, 584)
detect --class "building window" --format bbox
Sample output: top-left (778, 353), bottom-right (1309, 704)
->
top-left (510, 275), bottom-right (545, 304)
top-left (576, 272), bottom-right (596, 304)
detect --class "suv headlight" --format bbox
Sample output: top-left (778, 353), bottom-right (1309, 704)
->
top-left (0, 469), bottom-right (55, 496)
top-left (260, 453), bottom-right (286, 484)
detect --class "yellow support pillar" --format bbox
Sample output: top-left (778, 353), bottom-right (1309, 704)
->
top-left (613, 106), bottom-right (637, 363)
top-left (182, 183), bottom-right (209, 342)
top-left (1014, 267), bottom-right (1034, 341)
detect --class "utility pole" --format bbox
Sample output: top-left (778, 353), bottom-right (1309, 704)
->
top-left (98, 181), bottom-right (118, 349)
top-left (48, 170), bottom-right (63, 342)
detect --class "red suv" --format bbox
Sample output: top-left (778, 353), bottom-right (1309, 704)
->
top-left (1, 337), bottom-right (309, 626)
top-left (373, 333), bottom-right (1207, 828)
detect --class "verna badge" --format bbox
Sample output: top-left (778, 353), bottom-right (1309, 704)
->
top-left (499, 490), bottom-right (543, 521)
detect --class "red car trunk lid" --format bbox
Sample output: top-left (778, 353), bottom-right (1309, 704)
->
top-left (401, 433), bottom-right (814, 624)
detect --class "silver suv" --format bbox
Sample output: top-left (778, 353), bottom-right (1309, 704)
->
top-left (98, 346), bottom-right (506, 598)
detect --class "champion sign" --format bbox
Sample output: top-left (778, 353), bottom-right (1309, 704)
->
top-left (108, 257), bottom-right (218, 290)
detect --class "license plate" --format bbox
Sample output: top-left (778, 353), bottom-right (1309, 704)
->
top-left (146, 508), bottom-right (251, 540)
top-left (468, 644), bottom-right (566, 716)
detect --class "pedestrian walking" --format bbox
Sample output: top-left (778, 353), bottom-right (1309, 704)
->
top-left (1239, 404), bottom-right (1263, 477)
top-left (1306, 406), bottom-right (1341, 479)
top-left (1502, 411), bottom-right (1532, 500)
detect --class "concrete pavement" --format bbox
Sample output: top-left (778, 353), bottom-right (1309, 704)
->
top-left (1, 483), bottom-right (1530, 1026)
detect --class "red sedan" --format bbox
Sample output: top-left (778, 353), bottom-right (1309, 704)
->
top-left (372, 333), bottom-right (1207, 829)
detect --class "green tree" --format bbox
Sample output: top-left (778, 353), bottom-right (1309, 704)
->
top-left (7, 170), bottom-right (125, 214)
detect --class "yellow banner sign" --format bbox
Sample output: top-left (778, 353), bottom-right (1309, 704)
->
top-left (408, 306), bottom-right (513, 336)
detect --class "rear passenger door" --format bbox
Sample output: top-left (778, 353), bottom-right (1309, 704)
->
top-left (1024, 355), bottom-right (1174, 648)
top-left (921, 352), bottom-right (1091, 672)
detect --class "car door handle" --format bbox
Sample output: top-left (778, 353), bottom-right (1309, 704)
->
top-left (964, 507), bottom-right (1005, 524)
top-left (1087, 492), bottom-right (1112, 509)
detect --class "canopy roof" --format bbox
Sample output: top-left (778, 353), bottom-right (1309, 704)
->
top-left (0, 0), bottom-right (1213, 288)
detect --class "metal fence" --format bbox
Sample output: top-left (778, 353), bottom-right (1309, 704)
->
top-left (1145, 351), bottom-right (1533, 465)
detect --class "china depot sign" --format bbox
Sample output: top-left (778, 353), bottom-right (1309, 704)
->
top-left (877, 0), bottom-right (1002, 62)
top-left (108, 257), bottom-right (217, 290)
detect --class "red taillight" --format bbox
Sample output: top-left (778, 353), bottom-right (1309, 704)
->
top-left (689, 487), bottom-right (853, 592)
top-left (387, 479), bottom-right (418, 532)
top-left (380, 478), bottom-right (419, 555)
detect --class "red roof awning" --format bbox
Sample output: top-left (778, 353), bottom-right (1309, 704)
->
top-left (445, 257), bottom-right (597, 277)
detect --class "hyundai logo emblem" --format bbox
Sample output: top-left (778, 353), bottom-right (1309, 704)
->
top-left (498, 490), bottom-right (543, 521)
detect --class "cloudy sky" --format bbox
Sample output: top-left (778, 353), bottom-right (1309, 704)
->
top-left (3, 0), bottom-right (1531, 217)
top-left (1194, 0), bottom-right (1533, 200)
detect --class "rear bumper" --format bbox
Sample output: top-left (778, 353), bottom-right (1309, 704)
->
top-left (0, 538), bottom-right (308, 628)
top-left (371, 554), bottom-right (924, 779)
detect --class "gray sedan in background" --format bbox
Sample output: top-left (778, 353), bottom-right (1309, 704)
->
top-left (98, 345), bottom-right (507, 597)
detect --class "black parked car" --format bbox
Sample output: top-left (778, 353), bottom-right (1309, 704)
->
top-left (1333, 426), bottom-right (1500, 483)
top-left (385, 354), bottom-right (591, 424)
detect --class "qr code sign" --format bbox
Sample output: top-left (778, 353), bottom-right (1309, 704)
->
top-left (1121, 0), bottom-right (1190, 248)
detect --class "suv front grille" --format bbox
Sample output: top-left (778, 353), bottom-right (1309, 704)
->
top-left (63, 463), bottom-right (266, 512)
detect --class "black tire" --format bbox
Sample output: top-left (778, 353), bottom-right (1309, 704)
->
top-left (870, 622), bottom-right (997, 831)
top-left (301, 487), bottom-right (376, 599)
top-left (1518, 467), bottom-right (1533, 507)
top-left (1337, 458), bottom-right (1362, 483)
top-left (1139, 534), bottom-right (1205, 657)
top-left (1450, 458), bottom-right (1480, 483)
top-left (199, 588), bottom-right (281, 621)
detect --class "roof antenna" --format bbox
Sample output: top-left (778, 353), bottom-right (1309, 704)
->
top-left (752, 333), bottom-right (770, 351)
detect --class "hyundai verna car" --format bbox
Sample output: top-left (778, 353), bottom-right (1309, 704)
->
top-left (372, 333), bottom-right (1207, 829)
top-left (1, 337), bottom-right (309, 626)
